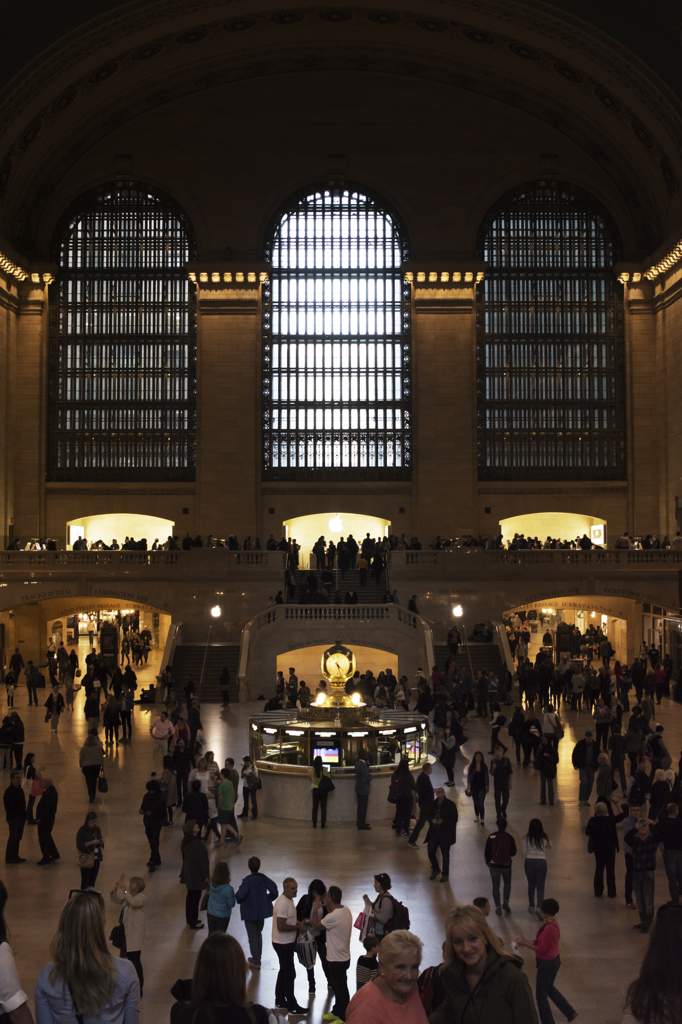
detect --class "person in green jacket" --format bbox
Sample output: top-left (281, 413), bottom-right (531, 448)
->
top-left (429, 905), bottom-right (538, 1024)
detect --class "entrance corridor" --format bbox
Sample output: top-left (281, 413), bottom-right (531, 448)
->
top-left (0, 679), bottom-right (676, 1023)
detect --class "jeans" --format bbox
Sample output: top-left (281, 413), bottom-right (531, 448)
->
top-left (663, 848), bottom-right (682, 902)
top-left (427, 835), bottom-right (452, 876)
top-left (207, 913), bottom-right (231, 933)
top-left (273, 941), bottom-right (298, 1008)
top-left (536, 956), bottom-right (575, 1024)
top-left (105, 723), bottom-right (119, 745)
top-left (625, 852), bottom-right (633, 904)
top-left (123, 950), bottom-right (143, 995)
top-left (312, 789), bottom-right (327, 826)
top-left (633, 870), bottom-right (655, 929)
top-left (307, 932), bottom-right (329, 991)
top-left (326, 959), bottom-right (351, 1020)
top-left (5, 818), bottom-right (24, 861)
top-left (489, 865), bottom-right (511, 907)
top-left (525, 858), bottom-right (547, 908)
top-left (472, 786), bottom-right (486, 820)
top-left (540, 772), bottom-right (555, 804)
top-left (409, 808), bottom-right (428, 844)
top-left (356, 793), bottom-right (368, 827)
top-left (145, 824), bottom-right (162, 865)
top-left (245, 919), bottom-right (264, 964)
top-left (578, 767), bottom-right (595, 802)
top-left (494, 784), bottom-right (509, 817)
top-left (243, 785), bottom-right (258, 818)
top-left (593, 852), bottom-right (616, 897)
top-left (185, 889), bottom-right (202, 926)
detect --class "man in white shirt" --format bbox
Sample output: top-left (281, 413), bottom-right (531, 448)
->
top-left (271, 877), bottom-right (307, 1016)
top-left (149, 711), bottom-right (174, 773)
top-left (312, 885), bottom-right (353, 1021)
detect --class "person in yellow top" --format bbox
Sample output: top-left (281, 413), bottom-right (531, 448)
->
top-left (311, 755), bottom-right (332, 829)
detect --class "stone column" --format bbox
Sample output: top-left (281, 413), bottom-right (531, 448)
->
top-left (189, 264), bottom-right (269, 539)
top-left (404, 263), bottom-right (485, 541)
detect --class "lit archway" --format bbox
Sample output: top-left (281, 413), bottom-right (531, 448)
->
top-left (277, 644), bottom-right (398, 684)
top-left (282, 512), bottom-right (390, 568)
top-left (500, 512), bottom-right (606, 547)
top-left (66, 513), bottom-right (174, 549)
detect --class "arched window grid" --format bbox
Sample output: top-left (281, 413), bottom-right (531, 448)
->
top-left (476, 182), bottom-right (626, 481)
top-left (47, 182), bottom-right (197, 481)
top-left (262, 185), bottom-right (411, 481)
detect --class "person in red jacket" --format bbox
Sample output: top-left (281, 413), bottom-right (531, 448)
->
top-left (516, 898), bottom-right (578, 1023)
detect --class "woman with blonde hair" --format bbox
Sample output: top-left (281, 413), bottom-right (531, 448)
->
top-left (346, 930), bottom-right (428, 1023)
top-left (428, 905), bottom-right (538, 1024)
top-left (170, 932), bottom-right (270, 1023)
top-left (34, 889), bottom-right (140, 1022)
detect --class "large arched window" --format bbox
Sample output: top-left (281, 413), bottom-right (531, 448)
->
top-left (47, 183), bottom-right (196, 480)
top-left (262, 185), bottom-right (411, 481)
top-left (477, 182), bottom-right (625, 480)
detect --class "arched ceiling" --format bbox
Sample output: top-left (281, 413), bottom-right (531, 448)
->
top-left (0, 0), bottom-right (681, 259)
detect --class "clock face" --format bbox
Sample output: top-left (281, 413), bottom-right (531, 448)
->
top-left (326, 652), bottom-right (350, 678)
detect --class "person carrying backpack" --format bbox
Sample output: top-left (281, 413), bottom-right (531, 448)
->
top-left (484, 817), bottom-right (517, 915)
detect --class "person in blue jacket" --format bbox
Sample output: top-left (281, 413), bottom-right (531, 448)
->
top-left (467, 751), bottom-right (490, 826)
top-left (235, 855), bottom-right (278, 969)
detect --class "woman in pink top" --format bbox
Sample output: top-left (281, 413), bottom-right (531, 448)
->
top-left (516, 898), bottom-right (577, 1024)
top-left (346, 931), bottom-right (428, 1024)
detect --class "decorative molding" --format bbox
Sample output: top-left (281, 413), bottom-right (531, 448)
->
top-left (44, 486), bottom-right (196, 495)
top-left (189, 262), bottom-right (268, 315)
top-left (198, 297), bottom-right (259, 315)
top-left (404, 269), bottom-right (484, 284)
top-left (0, 250), bottom-right (28, 281)
top-left (405, 263), bottom-right (484, 313)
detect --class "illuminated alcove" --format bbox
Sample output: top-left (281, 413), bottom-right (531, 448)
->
top-left (500, 512), bottom-right (607, 547)
top-left (282, 512), bottom-right (391, 568)
top-left (66, 513), bottom-right (175, 549)
top-left (276, 644), bottom-right (398, 686)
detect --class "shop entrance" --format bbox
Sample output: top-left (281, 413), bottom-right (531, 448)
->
top-left (66, 513), bottom-right (174, 549)
top-left (282, 512), bottom-right (391, 569)
top-left (499, 512), bottom-right (606, 547)
top-left (505, 597), bottom-right (630, 666)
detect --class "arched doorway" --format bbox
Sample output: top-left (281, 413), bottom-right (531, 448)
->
top-left (500, 512), bottom-right (606, 547)
top-left (66, 513), bottom-right (174, 549)
top-left (283, 512), bottom-right (391, 569)
top-left (277, 644), bottom-right (398, 688)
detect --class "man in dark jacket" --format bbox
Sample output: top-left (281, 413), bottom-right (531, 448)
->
top-left (36, 775), bottom-right (59, 864)
top-left (572, 731), bottom-right (597, 805)
top-left (9, 712), bottom-right (24, 770)
top-left (4, 771), bottom-right (26, 863)
top-left (484, 816), bottom-right (517, 913)
top-left (235, 856), bottom-right (279, 969)
top-left (426, 787), bottom-right (458, 882)
top-left (407, 763), bottom-right (434, 848)
top-left (140, 779), bottom-right (167, 871)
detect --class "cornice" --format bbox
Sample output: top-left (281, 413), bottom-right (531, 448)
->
top-left (190, 260), bottom-right (268, 315)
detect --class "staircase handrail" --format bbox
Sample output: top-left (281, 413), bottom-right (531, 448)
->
top-left (492, 620), bottom-right (515, 676)
top-left (161, 622), bottom-right (183, 683)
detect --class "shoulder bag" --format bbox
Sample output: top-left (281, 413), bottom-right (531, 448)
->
top-left (318, 772), bottom-right (335, 793)
top-left (97, 767), bottom-right (108, 794)
top-left (295, 927), bottom-right (317, 969)
top-left (77, 849), bottom-right (96, 869)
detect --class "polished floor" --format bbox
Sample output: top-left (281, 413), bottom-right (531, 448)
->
top-left (4, 650), bottom-right (669, 1023)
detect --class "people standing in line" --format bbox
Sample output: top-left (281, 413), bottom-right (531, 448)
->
top-left (76, 810), bottom-right (104, 890)
top-left (9, 712), bottom-right (24, 770)
top-left (390, 757), bottom-right (417, 837)
top-left (235, 855), bottom-right (278, 970)
top-left (515, 898), bottom-right (577, 1024)
top-left (44, 686), bottom-right (64, 734)
top-left (311, 885), bottom-right (353, 1021)
top-left (23, 752), bottom-right (42, 824)
top-left (426, 786), bottom-right (458, 882)
top-left (206, 861), bottom-right (236, 934)
top-left (429, 905), bottom-right (539, 1024)
top-left (35, 890), bottom-right (140, 1023)
top-left (3, 770), bottom-right (26, 863)
top-left (625, 816), bottom-right (661, 934)
top-left (309, 755), bottom-right (331, 828)
top-left (346, 930), bottom-right (427, 1024)
top-left (297, 879), bottom-right (330, 996)
top-left (535, 736), bottom-right (559, 807)
top-left (654, 801), bottom-right (682, 904)
top-left (490, 744), bottom-right (514, 817)
top-left (585, 802), bottom-right (620, 899)
top-left (623, 902), bottom-right (682, 1024)
top-left (271, 877), bottom-right (308, 1015)
top-left (484, 816), bottom-right (517, 915)
top-left (363, 873), bottom-right (394, 938)
top-left (181, 819), bottom-right (209, 931)
top-left (36, 774), bottom-right (59, 865)
top-left (240, 755), bottom-right (259, 820)
top-left (355, 749), bottom-right (371, 830)
top-left (170, 932), bottom-right (272, 1024)
top-left (523, 819), bottom-right (551, 919)
top-left (467, 751), bottom-right (490, 826)
top-left (110, 873), bottom-right (146, 996)
top-left (572, 730), bottom-right (597, 806)
top-left (408, 762), bottom-right (434, 848)
top-left (79, 730), bottom-right (105, 803)
top-left (139, 779), bottom-right (166, 872)
top-left (161, 755), bottom-right (179, 826)
top-left (149, 710), bottom-right (174, 774)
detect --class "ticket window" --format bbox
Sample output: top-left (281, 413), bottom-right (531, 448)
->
top-left (376, 729), bottom-right (400, 765)
top-left (401, 726), bottom-right (427, 766)
top-left (281, 730), bottom-right (309, 766)
top-left (344, 731), bottom-right (373, 767)
top-left (253, 726), bottom-right (281, 763)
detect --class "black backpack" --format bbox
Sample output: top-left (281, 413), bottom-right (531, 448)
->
top-left (384, 893), bottom-right (410, 932)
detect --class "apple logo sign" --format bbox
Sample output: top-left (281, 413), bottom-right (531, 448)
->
top-left (328, 515), bottom-right (343, 533)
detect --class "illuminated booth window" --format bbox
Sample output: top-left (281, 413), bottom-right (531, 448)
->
top-left (47, 183), bottom-right (197, 481)
top-left (262, 185), bottom-right (411, 481)
top-left (476, 182), bottom-right (626, 481)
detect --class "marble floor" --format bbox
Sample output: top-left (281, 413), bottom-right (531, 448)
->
top-left (3, 653), bottom-right (672, 1023)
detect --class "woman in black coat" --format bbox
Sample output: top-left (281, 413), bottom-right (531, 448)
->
top-left (390, 757), bottom-right (416, 836)
top-left (76, 810), bottom-right (104, 889)
top-left (585, 802), bottom-right (620, 898)
top-left (173, 739), bottom-right (196, 807)
top-left (181, 819), bottom-right (209, 930)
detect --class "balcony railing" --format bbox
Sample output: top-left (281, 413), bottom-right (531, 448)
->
top-left (390, 549), bottom-right (682, 570)
top-left (0, 550), bottom-right (286, 572)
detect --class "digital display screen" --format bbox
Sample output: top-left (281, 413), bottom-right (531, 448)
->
top-left (405, 740), bottom-right (420, 760)
top-left (313, 747), bottom-right (339, 763)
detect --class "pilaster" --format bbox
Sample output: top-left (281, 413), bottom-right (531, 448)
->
top-left (188, 262), bottom-right (270, 537)
top-left (404, 261), bottom-right (485, 539)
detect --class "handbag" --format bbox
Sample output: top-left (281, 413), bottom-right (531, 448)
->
top-left (109, 908), bottom-right (125, 950)
top-left (75, 668), bottom-right (81, 677)
top-left (318, 773), bottom-right (335, 793)
top-left (31, 777), bottom-right (44, 797)
top-left (295, 927), bottom-right (317, 969)
top-left (200, 889), bottom-right (210, 912)
top-left (255, 776), bottom-right (262, 790)
top-left (353, 911), bottom-right (365, 931)
top-left (78, 849), bottom-right (96, 868)
top-left (554, 720), bottom-right (565, 740)
top-left (97, 768), bottom-right (108, 794)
